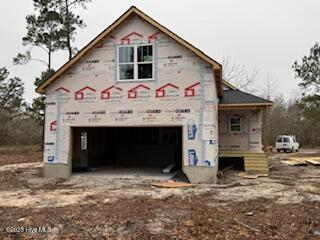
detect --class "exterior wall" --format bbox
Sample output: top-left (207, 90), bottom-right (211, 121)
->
top-left (218, 109), bottom-right (263, 152)
top-left (43, 15), bottom-right (219, 182)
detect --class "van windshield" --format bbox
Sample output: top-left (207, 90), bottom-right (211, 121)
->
top-left (277, 137), bottom-right (282, 142)
top-left (283, 138), bottom-right (290, 142)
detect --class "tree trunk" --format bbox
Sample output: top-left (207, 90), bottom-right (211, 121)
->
top-left (65, 0), bottom-right (72, 60)
top-left (67, 35), bottom-right (72, 60)
top-left (48, 50), bottom-right (51, 70)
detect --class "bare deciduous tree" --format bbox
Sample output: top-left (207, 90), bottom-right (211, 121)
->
top-left (260, 74), bottom-right (279, 100)
top-left (222, 55), bottom-right (259, 92)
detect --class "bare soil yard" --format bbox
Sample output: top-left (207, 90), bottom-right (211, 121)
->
top-left (0, 147), bottom-right (320, 239)
top-left (0, 146), bottom-right (42, 166)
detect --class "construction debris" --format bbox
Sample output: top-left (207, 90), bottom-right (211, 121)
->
top-left (281, 159), bottom-right (307, 166)
top-left (162, 164), bottom-right (176, 173)
top-left (281, 157), bottom-right (320, 166)
top-left (245, 212), bottom-right (254, 216)
top-left (305, 158), bottom-right (320, 165)
top-left (151, 182), bottom-right (193, 188)
top-left (170, 170), bottom-right (190, 183)
top-left (314, 229), bottom-right (320, 236)
top-left (233, 218), bottom-right (260, 232)
top-left (238, 172), bottom-right (268, 179)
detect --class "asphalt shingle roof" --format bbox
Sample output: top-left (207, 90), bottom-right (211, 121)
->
top-left (220, 90), bottom-right (272, 104)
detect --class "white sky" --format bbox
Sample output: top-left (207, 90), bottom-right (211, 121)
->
top-left (1, 0), bottom-right (320, 103)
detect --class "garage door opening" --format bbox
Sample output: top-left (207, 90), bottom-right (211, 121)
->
top-left (71, 126), bottom-right (183, 176)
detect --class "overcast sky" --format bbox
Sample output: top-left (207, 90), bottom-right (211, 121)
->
top-left (1, 0), bottom-right (320, 103)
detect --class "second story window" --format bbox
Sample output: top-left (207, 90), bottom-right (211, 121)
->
top-left (118, 46), bottom-right (134, 80)
top-left (118, 44), bottom-right (154, 81)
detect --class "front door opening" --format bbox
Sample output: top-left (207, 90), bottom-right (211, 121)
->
top-left (72, 126), bottom-right (182, 174)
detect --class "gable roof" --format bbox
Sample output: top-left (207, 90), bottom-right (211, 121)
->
top-left (36, 6), bottom-right (222, 95)
top-left (219, 90), bottom-right (273, 106)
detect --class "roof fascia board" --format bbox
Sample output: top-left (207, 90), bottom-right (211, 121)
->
top-left (219, 103), bottom-right (273, 107)
top-left (218, 103), bottom-right (273, 110)
top-left (222, 80), bottom-right (237, 90)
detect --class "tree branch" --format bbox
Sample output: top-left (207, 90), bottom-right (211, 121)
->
top-left (30, 58), bottom-right (49, 67)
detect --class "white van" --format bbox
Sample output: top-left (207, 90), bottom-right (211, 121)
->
top-left (275, 135), bottom-right (299, 153)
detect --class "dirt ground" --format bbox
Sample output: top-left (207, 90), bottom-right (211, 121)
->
top-left (0, 147), bottom-right (320, 239)
top-left (0, 146), bottom-right (42, 166)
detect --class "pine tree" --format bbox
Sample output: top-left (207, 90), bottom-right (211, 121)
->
top-left (53, 0), bottom-right (91, 59)
top-left (13, 0), bottom-right (63, 70)
top-left (293, 42), bottom-right (320, 91)
top-left (293, 42), bottom-right (320, 116)
top-left (293, 42), bottom-right (320, 146)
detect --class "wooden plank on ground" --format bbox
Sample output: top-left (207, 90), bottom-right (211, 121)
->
top-left (281, 159), bottom-right (307, 166)
top-left (305, 159), bottom-right (320, 165)
top-left (239, 172), bottom-right (268, 179)
top-left (151, 182), bottom-right (193, 188)
top-left (282, 157), bottom-right (320, 166)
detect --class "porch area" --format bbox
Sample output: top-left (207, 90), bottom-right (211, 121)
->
top-left (218, 88), bottom-right (273, 174)
top-left (219, 150), bottom-right (268, 174)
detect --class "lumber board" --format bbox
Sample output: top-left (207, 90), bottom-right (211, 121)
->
top-left (151, 182), bottom-right (193, 188)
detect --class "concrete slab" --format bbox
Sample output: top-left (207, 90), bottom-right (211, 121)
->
top-left (72, 166), bottom-right (177, 181)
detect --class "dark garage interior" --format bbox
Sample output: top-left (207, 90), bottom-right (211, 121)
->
top-left (72, 126), bottom-right (182, 172)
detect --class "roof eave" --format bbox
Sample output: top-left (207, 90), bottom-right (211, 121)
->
top-left (218, 102), bottom-right (273, 110)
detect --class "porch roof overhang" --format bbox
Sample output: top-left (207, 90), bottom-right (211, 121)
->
top-left (218, 102), bottom-right (273, 110)
top-left (218, 89), bottom-right (273, 110)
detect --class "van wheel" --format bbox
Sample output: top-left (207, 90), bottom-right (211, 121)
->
top-left (277, 149), bottom-right (280, 153)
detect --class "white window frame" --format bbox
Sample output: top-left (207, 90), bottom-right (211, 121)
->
top-left (117, 43), bottom-right (154, 82)
top-left (229, 116), bottom-right (242, 133)
top-left (117, 45), bottom-right (134, 81)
